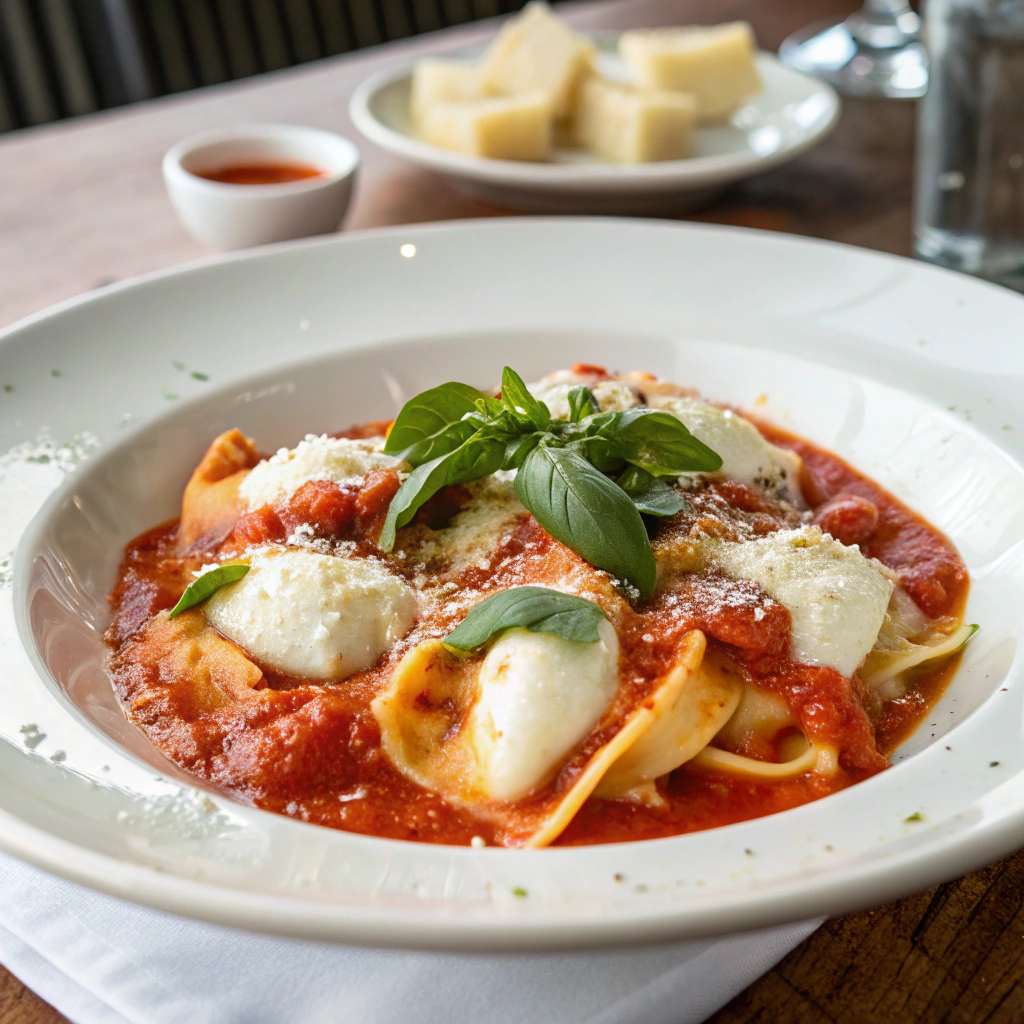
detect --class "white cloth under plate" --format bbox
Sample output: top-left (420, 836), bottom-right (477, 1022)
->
top-left (0, 850), bottom-right (821, 1024)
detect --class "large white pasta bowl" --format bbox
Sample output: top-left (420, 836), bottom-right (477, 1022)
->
top-left (3, 219), bottom-right (1024, 950)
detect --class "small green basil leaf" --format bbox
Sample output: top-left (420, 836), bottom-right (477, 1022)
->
top-left (502, 431), bottom-right (543, 470)
top-left (475, 395), bottom-right (505, 417)
top-left (597, 408), bottom-right (722, 476)
top-left (617, 465), bottom-right (685, 517)
top-left (567, 385), bottom-right (598, 422)
top-left (443, 586), bottom-right (608, 653)
top-left (501, 366), bottom-right (550, 429)
top-left (378, 435), bottom-right (506, 551)
top-left (383, 382), bottom-right (485, 459)
top-left (515, 445), bottom-right (656, 598)
top-left (169, 564), bottom-right (249, 618)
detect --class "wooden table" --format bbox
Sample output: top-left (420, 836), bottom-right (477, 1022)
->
top-left (2, 1), bottom-right (1022, 1021)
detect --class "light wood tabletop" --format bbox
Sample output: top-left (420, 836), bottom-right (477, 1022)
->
top-left (2, 1), bottom-right (1023, 1022)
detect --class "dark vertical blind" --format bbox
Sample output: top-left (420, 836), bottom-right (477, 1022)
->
top-left (0, 0), bottom-right (529, 133)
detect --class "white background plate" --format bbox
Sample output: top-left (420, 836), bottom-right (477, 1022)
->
top-left (3, 219), bottom-right (1024, 951)
top-left (349, 40), bottom-right (840, 214)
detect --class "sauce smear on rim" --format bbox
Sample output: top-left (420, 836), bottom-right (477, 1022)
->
top-left (195, 163), bottom-right (324, 185)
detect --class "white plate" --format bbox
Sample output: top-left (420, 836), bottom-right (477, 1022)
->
top-left (349, 41), bottom-right (840, 215)
top-left (4, 219), bottom-right (1024, 952)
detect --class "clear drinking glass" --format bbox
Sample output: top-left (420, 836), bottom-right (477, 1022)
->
top-left (914, 0), bottom-right (1024, 290)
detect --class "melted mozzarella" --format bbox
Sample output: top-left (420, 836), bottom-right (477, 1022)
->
top-left (238, 434), bottom-right (401, 509)
top-left (706, 526), bottom-right (894, 677)
top-left (527, 371), bottom-right (641, 420)
top-left (204, 547), bottom-right (417, 681)
top-left (649, 395), bottom-right (803, 504)
top-left (464, 620), bottom-right (620, 801)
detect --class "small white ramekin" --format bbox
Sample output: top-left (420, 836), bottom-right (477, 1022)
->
top-left (163, 124), bottom-right (360, 251)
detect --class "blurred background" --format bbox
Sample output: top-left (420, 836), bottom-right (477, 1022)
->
top-left (0, 0), bottom-right (532, 133)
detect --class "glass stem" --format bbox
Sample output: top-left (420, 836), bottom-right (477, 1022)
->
top-left (862, 0), bottom-right (912, 17)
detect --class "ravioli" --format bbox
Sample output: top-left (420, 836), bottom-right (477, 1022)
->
top-left (374, 620), bottom-right (619, 804)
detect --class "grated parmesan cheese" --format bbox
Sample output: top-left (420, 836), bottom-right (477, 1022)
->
top-left (239, 434), bottom-right (402, 510)
top-left (399, 471), bottom-right (527, 572)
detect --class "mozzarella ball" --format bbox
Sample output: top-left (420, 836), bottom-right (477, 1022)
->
top-left (650, 395), bottom-right (804, 505)
top-left (464, 619), bottom-right (620, 801)
top-left (204, 547), bottom-right (417, 681)
top-left (707, 526), bottom-right (893, 677)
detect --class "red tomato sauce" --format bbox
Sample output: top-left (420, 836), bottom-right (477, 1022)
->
top-left (194, 163), bottom-right (324, 185)
top-left (105, 413), bottom-right (969, 847)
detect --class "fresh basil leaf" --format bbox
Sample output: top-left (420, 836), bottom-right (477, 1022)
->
top-left (567, 385), bottom-right (597, 422)
top-left (569, 437), bottom-right (626, 475)
top-left (617, 465), bottom-right (685, 517)
top-left (443, 586), bottom-right (608, 652)
top-left (378, 435), bottom-right (506, 551)
top-left (169, 564), bottom-right (249, 618)
top-left (501, 366), bottom-right (550, 429)
top-left (502, 431), bottom-right (542, 470)
top-left (596, 408), bottom-right (722, 476)
top-left (383, 382), bottom-right (485, 459)
top-left (397, 416), bottom-right (481, 467)
top-left (515, 445), bottom-right (656, 598)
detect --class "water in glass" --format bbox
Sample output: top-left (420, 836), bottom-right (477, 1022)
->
top-left (915, 0), bottom-right (1024, 291)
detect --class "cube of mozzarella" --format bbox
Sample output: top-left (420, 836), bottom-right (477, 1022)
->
top-left (417, 93), bottom-right (552, 161)
top-left (480, 2), bottom-right (595, 118)
top-left (573, 74), bottom-right (695, 163)
top-left (410, 58), bottom-right (485, 122)
top-left (619, 22), bottom-right (761, 123)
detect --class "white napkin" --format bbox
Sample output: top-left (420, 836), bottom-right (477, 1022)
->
top-left (0, 850), bottom-right (820, 1024)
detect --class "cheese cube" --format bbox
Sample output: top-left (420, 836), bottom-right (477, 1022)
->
top-left (573, 74), bottom-right (695, 163)
top-left (417, 93), bottom-right (552, 161)
top-left (410, 59), bottom-right (484, 122)
top-left (481, 2), bottom-right (595, 118)
top-left (619, 22), bottom-right (761, 123)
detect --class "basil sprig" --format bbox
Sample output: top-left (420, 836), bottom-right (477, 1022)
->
top-left (169, 563), bottom-right (249, 618)
top-left (443, 586), bottom-right (608, 652)
top-left (378, 367), bottom-right (721, 598)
